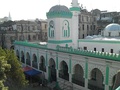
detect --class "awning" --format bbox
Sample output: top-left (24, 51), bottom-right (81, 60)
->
top-left (23, 66), bottom-right (41, 76)
top-left (24, 69), bottom-right (41, 76)
top-left (22, 66), bottom-right (32, 71)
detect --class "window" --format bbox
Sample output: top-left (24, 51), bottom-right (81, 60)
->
top-left (87, 25), bottom-right (89, 31)
top-left (82, 16), bottom-right (84, 21)
top-left (119, 32), bottom-right (120, 36)
top-left (102, 48), bottom-right (104, 52)
top-left (94, 25), bottom-right (96, 30)
top-left (91, 25), bottom-right (92, 30)
top-left (28, 35), bottom-right (31, 41)
top-left (94, 48), bottom-right (96, 51)
top-left (86, 16), bottom-right (89, 21)
top-left (82, 34), bottom-right (84, 38)
top-left (84, 47), bottom-right (87, 50)
top-left (45, 24), bottom-right (47, 29)
top-left (108, 32), bottom-right (111, 37)
top-left (110, 49), bottom-right (113, 53)
top-left (33, 35), bottom-right (36, 40)
top-left (82, 24), bottom-right (84, 30)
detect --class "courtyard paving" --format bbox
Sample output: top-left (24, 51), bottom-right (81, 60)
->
top-left (22, 85), bottom-right (50, 90)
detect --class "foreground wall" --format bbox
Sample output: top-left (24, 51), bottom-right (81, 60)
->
top-left (14, 44), bottom-right (120, 90)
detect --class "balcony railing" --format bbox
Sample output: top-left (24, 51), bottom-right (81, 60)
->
top-left (59, 70), bottom-right (69, 81)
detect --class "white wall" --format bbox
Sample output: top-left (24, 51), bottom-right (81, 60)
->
top-left (78, 41), bottom-right (120, 54)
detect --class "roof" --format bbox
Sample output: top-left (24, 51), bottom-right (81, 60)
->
top-left (104, 23), bottom-right (120, 31)
top-left (49, 5), bottom-right (70, 13)
top-left (46, 5), bottom-right (72, 18)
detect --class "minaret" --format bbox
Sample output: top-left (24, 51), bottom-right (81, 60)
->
top-left (72, 0), bottom-right (79, 7)
top-left (8, 12), bottom-right (12, 21)
top-left (70, 0), bottom-right (80, 49)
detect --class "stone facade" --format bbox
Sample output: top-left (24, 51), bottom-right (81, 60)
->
top-left (0, 20), bottom-right (42, 49)
top-left (78, 9), bottom-right (98, 39)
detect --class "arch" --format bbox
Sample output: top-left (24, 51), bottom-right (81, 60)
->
top-left (10, 45), bottom-right (14, 50)
top-left (49, 20), bottom-right (55, 38)
top-left (88, 66), bottom-right (105, 80)
top-left (21, 51), bottom-right (25, 63)
top-left (49, 58), bottom-right (56, 67)
top-left (26, 52), bottom-right (31, 66)
top-left (88, 68), bottom-right (104, 90)
top-left (72, 64), bottom-right (84, 86)
top-left (109, 70), bottom-right (118, 86)
top-left (16, 50), bottom-right (20, 60)
top-left (59, 60), bottom-right (69, 81)
top-left (48, 58), bottom-right (56, 82)
top-left (32, 54), bottom-right (38, 69)
top-left (111, 74), bottom-right (117, 89)
top-left (111, 71), bottom-right (120, 90)
top-left (39, 56), bottom-right (46, 72)
top-left (62, 20), bottom-right (70, 37)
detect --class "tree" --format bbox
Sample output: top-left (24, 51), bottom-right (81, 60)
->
top-left (0, 56), bottom-right (11, 90)
top-left (0, 47), bottom-right (28, 90)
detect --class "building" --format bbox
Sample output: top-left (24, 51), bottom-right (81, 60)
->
top-left (40, 20), bottom-right (47, 41)
top-left (14, 0), bottom-right (120, 90)
top-left (0, 20), bottom-right (42, 49)
top-left (79, 9), bottom-right (98, 39)
top-left (93, 10), bottom-right (120, 34)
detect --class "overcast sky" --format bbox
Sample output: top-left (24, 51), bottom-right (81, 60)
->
top-left (0, 0), bottom-right (120, 20)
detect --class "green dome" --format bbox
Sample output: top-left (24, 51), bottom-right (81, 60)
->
top-left (46, 5), bottom-right (72, 18)
top-left (49, 5), bottom-right (70, 13)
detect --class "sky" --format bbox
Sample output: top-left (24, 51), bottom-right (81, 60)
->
top-left (0, 0), bottom-right (120, 20)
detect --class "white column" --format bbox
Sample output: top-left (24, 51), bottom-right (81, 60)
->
top-left (85, 78), bottom-right (88, 89)
top-left (105, 85), bottom-right (109, 90)
top-left (46, 66), bottom-right (48, 79)
top-left (69, 73), bottom-right (72, 82)
top-left (57, 70), bottom-right (59, 79)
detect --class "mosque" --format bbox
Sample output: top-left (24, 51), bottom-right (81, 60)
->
top-left (14, 0), bottom-right (120, 90)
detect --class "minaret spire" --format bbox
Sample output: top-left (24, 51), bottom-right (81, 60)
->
top-left (72, 0), bottom-right (79, 7)
top-left (8, 12), bottom-right (12, 21)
